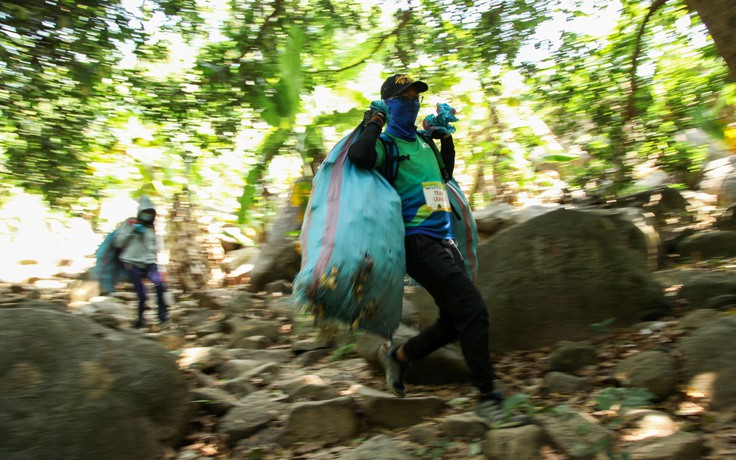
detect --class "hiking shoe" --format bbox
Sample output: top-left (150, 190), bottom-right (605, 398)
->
top-left (384, 344), bottom-right (409, 398)
top-left (475, 398), bottom-right (533, 429)
top-left (132, 319), bottom-right (146, 329)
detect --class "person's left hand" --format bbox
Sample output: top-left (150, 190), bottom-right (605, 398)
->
top-left (422, 103), bottom-right (458, 138)
top-left (423, 124), bottom-right (452, 139)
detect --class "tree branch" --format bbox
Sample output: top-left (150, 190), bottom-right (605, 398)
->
top-left (236, 0), bottom-right (285, 61)
top-left (310, 9), bottom-right (413, 74)
top-left (624, 0), bottom-right (671, 122)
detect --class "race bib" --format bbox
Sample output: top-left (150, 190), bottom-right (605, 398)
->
top-left (422, 181), bottom-right (451, 212)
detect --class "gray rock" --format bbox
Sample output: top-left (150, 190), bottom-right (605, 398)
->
top-left (618, 408), bottom-right (680, 442)
top-left (0, 308), bottom-right (190, 460)
top-left (477, 208), bottom-right (669, 352)
top-left (544, 371), bottom-right (589, 393)
top-left (237, 362), bottom-right (281, 386)
top-left (338, 434), bottom-right (414, 460)
top-left (677, 230), bottom-right (736, 262)
top-left (536, 412), bottom-right (612, 459)
top-left (265, 279), bottom-right (292, 294)
top-left (195, 320), bottom-right (223, 337)
top-left (705, 294), bottom-right (736, 310)
top-left (190, 387), bottom-right (240, 416)
top-left (279, 396), bottom-right (361, 446)
top-left (293, 348), bottom-right (332, 367)
top-left (677, 272), bottom-right (736, 310)
top-left (224, 292), bottom-right (257, 315)
top-left (676, 309), bottom-right (722, 330)
top-left (614, 351), bottom-right (676, 400)
top-left (624, 430), bottom-right (708, 460)
top-left (222, 377), bottom-right (257, 399)
top-left (198, 332), bottom-right (228, 346)
top-left (238, 335), bottom-right (272, 349)
top-left (218, 359), bottom-right (267, 379)
top-left (482, 423), bottom-right (546, 460)
top-left (439, 413), bottom-right (488, 439)
top-left (229, 319), bottom-right (282, 346)
top-left (223, 348), bottom-right (292, 363)
top-left (358, 386), bottom-right (446, 429)
top-left (216, 391), bottom-right (283, 445)
top-left (281, 376), bottom-right (342, 402)
top-left (679, 316), bottom-right (736, 411)
top-left (548, 341), bottom-right (598, 373)
top-left (406, 425), bottom-right (436, 444)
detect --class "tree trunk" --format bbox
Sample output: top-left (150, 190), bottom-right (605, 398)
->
top-left (686, 0), bottom-right (736, 79)
top-left (165, 192), bottom-right (225, 292)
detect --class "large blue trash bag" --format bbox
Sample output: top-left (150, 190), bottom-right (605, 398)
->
top-left (95, 227), bottom-right (129, 295)
top-left (292, 124), bottom-right (406, 338)
top-left (445, 179), bottom-right (478, 281)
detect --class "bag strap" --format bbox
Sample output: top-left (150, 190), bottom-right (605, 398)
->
top-left (416, 131), bottom-right (452, 183)
top-left (379, 132), bottom-right (462, 221)
top-left (416, 131), bottom-right (462, 221)
top-left (378, 133), bottom-right (410, 186)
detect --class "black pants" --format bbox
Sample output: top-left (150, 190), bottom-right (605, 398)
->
top-left (402, 234), bottom-right (496, 395)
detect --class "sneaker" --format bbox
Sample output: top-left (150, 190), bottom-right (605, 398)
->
top-left (475, 398), bottom-right (533, 429)
top-left (384, 344), bottom-right (410, 398)
top-left (132, 319), bottom-right (146, 329)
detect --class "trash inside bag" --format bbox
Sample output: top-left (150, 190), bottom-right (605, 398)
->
top-left (292, 125), bottom-right (405, 338)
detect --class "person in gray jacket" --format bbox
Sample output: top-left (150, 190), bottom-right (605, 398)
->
top-left (114, 196), bottom-right (169, 328)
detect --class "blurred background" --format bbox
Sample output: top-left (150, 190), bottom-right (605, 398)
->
top-left (1, 0), bottom-right (735, 285)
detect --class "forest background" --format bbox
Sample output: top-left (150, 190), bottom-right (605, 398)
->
top-left (1, 0), bottom-right (735, 282)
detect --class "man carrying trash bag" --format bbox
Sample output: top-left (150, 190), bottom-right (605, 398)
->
top-left (346, 74), bottom-right (531, 429)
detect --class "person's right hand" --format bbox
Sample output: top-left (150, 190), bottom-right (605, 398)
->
top-left (362, 100), bottom-right (390, 128)
top-left (133, 223), bottom-right (145, 233)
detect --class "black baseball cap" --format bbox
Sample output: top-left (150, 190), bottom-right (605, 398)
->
top-left (380, 74), bottom-right (429, 100)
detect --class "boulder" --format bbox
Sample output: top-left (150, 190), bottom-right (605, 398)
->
top-left (0, 308), bottom-right (190, 460)
top-left (476, 208), bottom-right (669, 351)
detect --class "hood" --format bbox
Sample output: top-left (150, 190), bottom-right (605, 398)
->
top-left (137, 196), bottom-right (156, 217)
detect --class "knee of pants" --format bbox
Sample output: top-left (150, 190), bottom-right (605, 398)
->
top-left (454, 290), bottom-right (489, 324)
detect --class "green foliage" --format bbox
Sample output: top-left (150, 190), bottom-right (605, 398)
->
top-left (2, 0), bottom-right (735, 239)
top-left (549, 387), bottom-right (652, 460)
top-left (0, 0), bottom-right (197, 204)
top-left (590, 317), bottom-right (617, 335)
top-left (502, 392), bottom-right (537, 416)
top-left (529, 0), bottom-right (734, 190)
top-left (412, 440), bottom-right (459, 459)
top-left (594, 387), bottom-right (655, 411)
top-left (330, 342), bottom-right (357, 361)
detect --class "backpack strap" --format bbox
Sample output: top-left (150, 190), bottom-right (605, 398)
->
top-left (416, 131), bottom-right (462, 221)
top-left (379, 131), bottom-right (461, 221)
top-left (378, 133), bottom-right (410, 185)
top-left (416, 131), bottom-right (452, 183)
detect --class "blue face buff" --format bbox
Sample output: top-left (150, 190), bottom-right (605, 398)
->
top-left (139, 213), bottom-right (154, 223)
top-left (385, 97), bottom-right (420, 141)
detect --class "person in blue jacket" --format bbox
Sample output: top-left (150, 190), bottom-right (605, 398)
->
top-left (114, 196), bottom-right (169, 329)
top-left (347, 74), bottom-right (530, 428)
